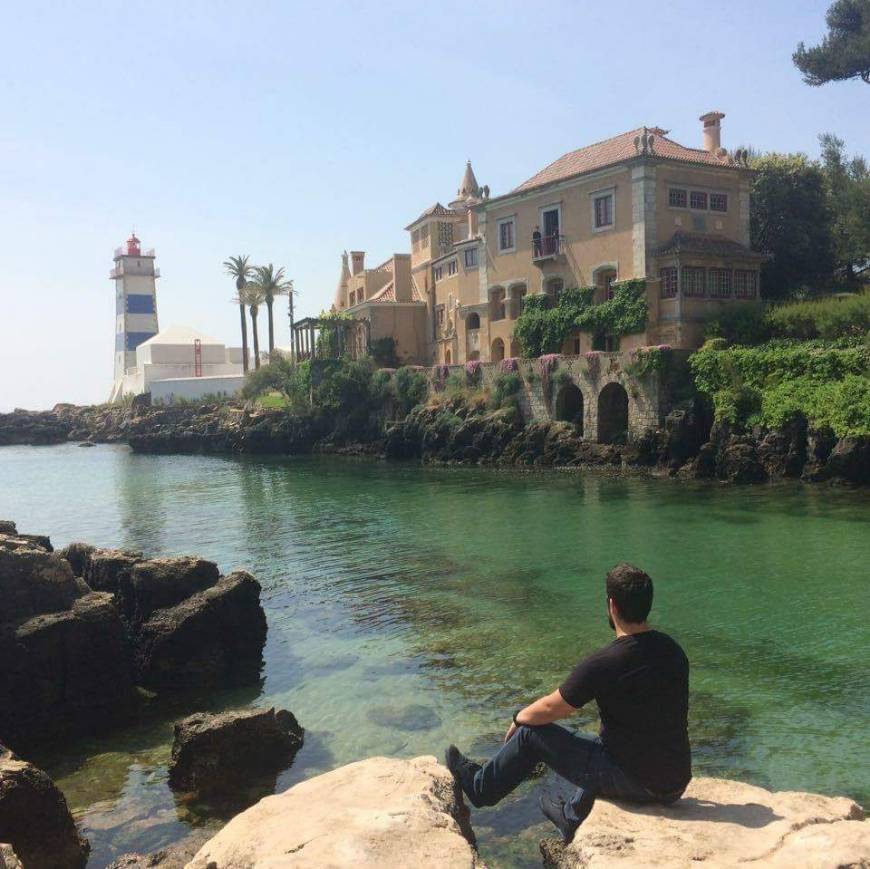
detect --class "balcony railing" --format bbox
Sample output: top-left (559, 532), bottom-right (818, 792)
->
top-left (109, 266), bottom-right (160, 279)
top-left (532, 233), bottom-right (563, 262)
top-left (114, 246), bottom-right (156, 259)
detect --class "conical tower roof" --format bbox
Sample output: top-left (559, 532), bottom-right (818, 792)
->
top-left (332, 251), bottom-right (351, 310)
top-left (457, 161), bottom-right (481, 199)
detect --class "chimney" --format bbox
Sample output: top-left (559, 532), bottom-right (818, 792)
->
top-left (350, 251), bottom-right (365, 275)
top-left (699, 111), bottom-right (725, 152)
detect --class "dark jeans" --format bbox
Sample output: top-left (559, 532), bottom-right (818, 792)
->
top-left (470, 724), bottom-right (678, 823)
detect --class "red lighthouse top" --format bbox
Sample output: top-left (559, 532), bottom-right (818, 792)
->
top-left (126, 232), bottom-right (141, 256)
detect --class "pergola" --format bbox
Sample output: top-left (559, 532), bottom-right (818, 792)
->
top-left (291, 316), bottom-right (370, 362)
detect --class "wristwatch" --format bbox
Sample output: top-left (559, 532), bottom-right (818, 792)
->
top-left (512, 708), bottom-right (523, 726)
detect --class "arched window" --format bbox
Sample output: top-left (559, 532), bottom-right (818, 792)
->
top-left (595, 268), bottom-right (618, 301)
top-left (467, 312), bottom-right (481, 330)
top-left (491, 338), bottom-right (505, 363)
top-left (597, 382), bottom-right (629, 444)
top-left (545, 278), bottom-right (564, 303)
top-left (508, 284), bottom-right (527, 319)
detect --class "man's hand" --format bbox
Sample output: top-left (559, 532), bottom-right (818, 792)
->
top-left (504, 721), bottom-right (517, 743)
top-left (505, 691), bottom-right (576, 742)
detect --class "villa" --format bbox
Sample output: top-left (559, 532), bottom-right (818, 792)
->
top-left (332, 111), bottom-right (765, 366)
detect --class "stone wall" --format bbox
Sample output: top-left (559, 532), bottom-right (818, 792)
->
top-left (426, 352), bottom-right (671, 443)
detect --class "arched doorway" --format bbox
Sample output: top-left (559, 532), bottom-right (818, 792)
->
top-left (598, 382), bottom-right (629, 444)
top-left (509, 337), bottom-right (521, 358)
top-left (555, 383), bottom-right (584, 434)
top-left (491, 338), bottom-right (505, 363)
top-left (466, 312), bottom-right (481, 330)
top-left (445, 350), bottom-right (452, 364)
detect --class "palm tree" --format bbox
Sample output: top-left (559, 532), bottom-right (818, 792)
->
top-left (250, 264), bottom-right (294, 356)
top-left (239, 282), bottom-right (266, 369)
top-left (223, 255), bottom-right (254, 373)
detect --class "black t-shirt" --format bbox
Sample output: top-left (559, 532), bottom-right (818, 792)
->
top-left (559, 630), bottom-right (691, 795)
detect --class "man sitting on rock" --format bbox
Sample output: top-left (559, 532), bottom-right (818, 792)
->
top-left (445, 562), bottom-right (691, 843)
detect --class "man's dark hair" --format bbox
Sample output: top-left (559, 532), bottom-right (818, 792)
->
top-left (606, 563), bottom-right (653, 623)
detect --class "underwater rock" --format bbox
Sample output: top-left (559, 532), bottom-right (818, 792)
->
top-left (368, 703), bottom-right (442, 732)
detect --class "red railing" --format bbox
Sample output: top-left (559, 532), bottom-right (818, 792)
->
top-left (532, 234), bottom-right (563, 260)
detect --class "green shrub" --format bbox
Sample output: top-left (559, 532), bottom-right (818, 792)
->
top-left (766, 293), bottom-right (870, 341)
top-left (704, 303), bottom-right (770, 345)
top-left (369, 336), bottom-right (399, 367)
top-left (241, 356), bottom-right (295, 399)
top-left (690, 341), bottom-right (870, 435)
top-left (514, 281), bottom-right (647, 357)
top-left (491, 372), bottom-right (522, 409)
top-left (393, 366), bottom-right (429, 415)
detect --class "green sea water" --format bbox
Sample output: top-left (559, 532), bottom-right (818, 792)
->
top-left (0, 444), bottom-right (868, 867)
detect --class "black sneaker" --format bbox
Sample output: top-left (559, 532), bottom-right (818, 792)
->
top-left (444, 745), bottom-right (484, 808)
top-left (539, 791), bottom-right (594, 843)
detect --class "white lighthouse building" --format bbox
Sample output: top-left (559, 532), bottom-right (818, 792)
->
top-left (109, 233), bottom-right (160, 401)
top-left (108, 233), bottom-right (246, 404)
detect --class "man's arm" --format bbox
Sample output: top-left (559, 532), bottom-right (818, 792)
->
top-left (503, 689), bottom-right (577, 742)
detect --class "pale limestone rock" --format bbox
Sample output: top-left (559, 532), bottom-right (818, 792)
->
top-left (186, 755), bottom-right (483, 868)
top-left (540, 776), bottom-right (868, 869)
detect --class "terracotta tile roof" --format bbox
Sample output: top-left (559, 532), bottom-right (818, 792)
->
top-left (404, 202), bottom-right (462, 230)
top-left (653, 231), bottom-right (766, 260)
top-left (367, 280), bottom-right (396, 303)
top-left (513, 128), bottom-right (736, 194)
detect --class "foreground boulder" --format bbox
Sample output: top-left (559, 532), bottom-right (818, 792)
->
top-left (0, 844), bottom-right (22, 868)
top-left (540, 776), bottom-right (867, 869)
top-left (168, 707), bottom-right (304, 798)
top-left (134, 571), bottom-right (267, 690)
top-left (187, 755), bottom-right (483, 868)
top-left (0, 744), bottom-right (89, 869)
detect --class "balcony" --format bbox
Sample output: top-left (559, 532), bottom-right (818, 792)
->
top-left (114, 246), bottom-right (156, 259)
top-left (532, 233), bottom-right (564, 263)
top-left (109, 266), bottom-right (160, 279)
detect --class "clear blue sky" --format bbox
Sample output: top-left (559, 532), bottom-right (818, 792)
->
top-left (2, 0), bottom-right (866, 410)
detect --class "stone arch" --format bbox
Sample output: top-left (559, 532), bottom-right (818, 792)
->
top-left (507, 282), bottom-right (527, 318)
top-left (555, 383), bottom-right (584, 434)
top-left (466, 312), bottom-right (481, 330)
top-left (597, 382), bottom-right (629, 444)
top-left (491, 338), bottom-right (505, 363)
top-left (592, 263), bottom-right (619, 301)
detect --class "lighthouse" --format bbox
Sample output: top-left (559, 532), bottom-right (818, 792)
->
top-left (109, 233), bottom-right (159, 401)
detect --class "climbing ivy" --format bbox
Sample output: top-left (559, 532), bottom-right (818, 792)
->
top-left (513, 280), bottom-right (648, 357)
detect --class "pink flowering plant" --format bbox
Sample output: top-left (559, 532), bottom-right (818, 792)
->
top-left (500, 357), bottom-right (519, 373)
top-left (465, 359), bottom-right (482, 386)
top-left (538, 353), bottom-right (560, 399)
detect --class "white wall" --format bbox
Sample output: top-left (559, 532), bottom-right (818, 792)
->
top-left (150, 375), bottom-right (245, 404)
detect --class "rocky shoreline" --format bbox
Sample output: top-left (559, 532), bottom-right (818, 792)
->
top-left (2, 399), bottom-right (868, 485)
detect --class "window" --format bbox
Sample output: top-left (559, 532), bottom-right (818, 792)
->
top-left (573, 337), bottom-right (581, 355)
top-left (433, 266), bottom-right (443, 281)
top-left (464, 247), bottom-right (478, 268)
top-left (660, 267), bottom-right (678, 298)
top-left (710, 193), bottom-right (728, 212)
top-left (682, 266), bottom-right (706, 297)
top-left (412, 229), bottom-right (420, 250)
top-left (436, 306), bottom-right (445, 328)
top-left (668, 188), bottom-right (687, 208)
top-left (498, 219), bottom-right (515, 251)
top-left (546, 277), bottom-right (564, 302)
top-left (735, 270), bottom-right (758, 299)
top-left (438, 221), bottom-right (454, 252)
top-left (447, 259), bottom-right (458, 276)
top-left (708, 268), bottom-right (732, 298)
top-left (594, 194), bottom-right (613, 229)
top-left (690, 191), bottom-right (708, 210)
top-left (467, 312), bottom-right (481, 330)
top-left (421, 225), bottom-right (429, 245)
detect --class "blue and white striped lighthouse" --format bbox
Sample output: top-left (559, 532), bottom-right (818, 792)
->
top-left (110, 233), bottom-right (159, 400)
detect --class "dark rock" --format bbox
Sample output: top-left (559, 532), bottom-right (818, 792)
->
top-left (58, 541), bottom-right (96, 577)
top-left (122, 557), bottom-right (220, 628)
top-left (0, 592), bottom-right (138, 749)
top-left (0, 522), bottom-right (17, 535)
top-left (82, 547), bottom-right (142, 595)
top-left (14, 533), bottom-right (52, 552)
top-left (0, 743), bottom-right (89, 869)
top-left (718, 440), bottom-right (767, 484)
top-left (134, 571), bottom-right (267, 690)
top-left (0, 547), bottom-right (82, 624)
top-left (821, 436), bottom-right (870, 484)
top-left (168, 707), bottom-right (303, 797)
top-left (757, 416), bottom-right (807, 479)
